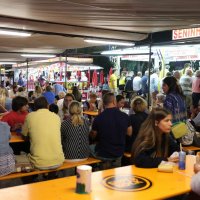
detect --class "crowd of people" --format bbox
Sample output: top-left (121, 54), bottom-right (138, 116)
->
top-left (0, 68), bottom-right (200, 196)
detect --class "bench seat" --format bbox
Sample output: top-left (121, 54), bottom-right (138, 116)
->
top-left (0, 157), bottom-right (101, 181)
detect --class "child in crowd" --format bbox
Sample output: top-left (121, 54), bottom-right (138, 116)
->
top-left (83, 93), bottom-right (98, 111)
top-left (2, 96), bottom-right (29, 131)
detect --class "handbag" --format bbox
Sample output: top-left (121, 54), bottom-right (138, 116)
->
top-left (193, 131), bottom-right (200, 147)
top-left (172, 122), bottom-right (188, 139)
top-left (170, 94), bottom-right (188, 139)
top-left (15, 154), bottom-right (34, 173)
top-left (180, 120), bottom-right (195, 146)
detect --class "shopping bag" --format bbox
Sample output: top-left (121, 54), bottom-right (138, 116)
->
top-left (180, 120), bottom-right (195, 146)
top-left (193, 131), bottom-right (200, 147)
top-left (172, 122), bottom-right (188, 139)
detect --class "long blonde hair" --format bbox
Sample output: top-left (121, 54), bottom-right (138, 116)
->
top-left (0, 87), bottom-right (7, 107)
top-left (69, 101), bottom-right (83, 126)
top-left (131, 108), bottom-right (171, 162)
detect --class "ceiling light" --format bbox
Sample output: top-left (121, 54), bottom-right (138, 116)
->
top-left (84, 39), bottom-right (134, 46)
top-left (21, 54), bottom-right (56, 58)
top-left (0, 30), bottom-right (31, 37)
top-left (0, 62), bottom-right (16, 65)
top-left (190, 24), bottom-right (200, 27)
top-left (101, 47), bottom-right (150, 55)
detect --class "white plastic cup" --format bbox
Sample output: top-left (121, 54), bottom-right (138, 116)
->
top-left (76, 165), bottom-right (92, 194)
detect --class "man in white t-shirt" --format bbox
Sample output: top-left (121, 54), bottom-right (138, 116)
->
top-left (150, 69), bottom-right (159, 106)
top-left (132, 71), bottom-right (142, 95)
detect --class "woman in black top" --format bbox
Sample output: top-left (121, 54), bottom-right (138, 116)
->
top-left (126, 96), bottom-right (148, 152)
top-left (131, 107), bottom-right (180, 168)
top-left (61, 101), bottom-right (90, 161)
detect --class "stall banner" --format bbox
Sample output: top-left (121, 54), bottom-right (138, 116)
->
top-left (172, 27), bottom-right (200, 40)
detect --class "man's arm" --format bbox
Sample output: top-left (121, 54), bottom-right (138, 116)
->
top-left (90, 117), bottom-right (98, 140)
top-left (127, 126), bottom-right (132, 137)
top-left (90, 129), bottom-right (97, 140)
top-left (21, 118), bottom-right (29, 137)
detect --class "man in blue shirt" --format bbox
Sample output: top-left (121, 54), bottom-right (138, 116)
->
top-left (141, 71), bottom-right (149, 98)
top-left (53, 83), bottom-right (67, 96)
top-left (90, 93), bottom-right (132, 167)
top-left (42, 86), bottom-right (55, 104)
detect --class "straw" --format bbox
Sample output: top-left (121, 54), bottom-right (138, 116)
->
top-left (180, 143), bottom-right (182, 152)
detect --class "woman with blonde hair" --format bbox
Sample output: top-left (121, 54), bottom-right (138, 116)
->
top-left (131, 107), bottom-right (180, 168)
top-left (0, 87), bottom-right (6, 107)
top-left (61, 101), bottom-right (90, 161)
top-left (0, 87), bottom-right (12, 112)
top-left (126, 96), bottom-right (148, 152)
top-left (129, 96), bottom-right (147, 115)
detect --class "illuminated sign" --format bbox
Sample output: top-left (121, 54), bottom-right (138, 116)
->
top-left (172, 28), bottom-right (200, 40)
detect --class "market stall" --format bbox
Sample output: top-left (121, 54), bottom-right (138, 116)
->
top-left (12, 57), bottom-right (103, 92)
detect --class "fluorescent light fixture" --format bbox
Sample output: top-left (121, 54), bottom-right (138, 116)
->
top-left (0, 62), bottom-right (16, 65)
top-left (84, 39), bottom-right (134, 46)
top-left (21, 54), bottom-right (56, 58)
top-left (0, 29), bottom-right (31, 37)
top-left (190, 24), bottom-right (200, 27)
top-left (101, 47), bottom-right (149, 55)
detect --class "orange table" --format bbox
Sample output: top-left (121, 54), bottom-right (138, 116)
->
top-left (83, 111), bottom-right (98, 116)
top-left (174, 155), bottom-right (196, 178)
top-left (183, 146), bottom-right (200, 152)
top-left (9, 132), bottom-right (24, 143)
top-left (0, 156), bottom-right (195, 200)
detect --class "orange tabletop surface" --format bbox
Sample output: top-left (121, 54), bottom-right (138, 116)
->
top-left (183, 146), bottom-right (200, 152)
top-left (0, 157), bottom-right (195, 200)
top-left (174, 155), bottom-right (196, 178)
top-left (9, 132), bottom-right (24, 143)
top-left (83, 111), bottom-right (98, 116)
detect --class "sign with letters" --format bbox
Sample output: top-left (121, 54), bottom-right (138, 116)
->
top-left (172, 28), bottom-right (200, 40)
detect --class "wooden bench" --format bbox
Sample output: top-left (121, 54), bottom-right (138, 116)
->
top-left (0, 157), bottom-right (101, 181)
